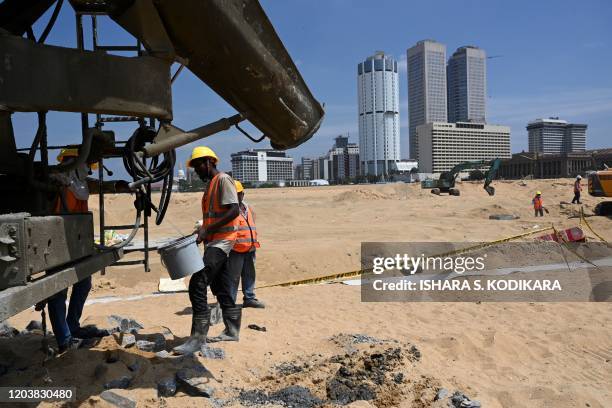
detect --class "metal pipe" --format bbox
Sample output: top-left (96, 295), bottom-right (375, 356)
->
top-left (171, 63), bottom-right (185, 84)
top-left (75, 12), bottom-right (90, 154)
top-left (142, 113), bottom-right (244, 157)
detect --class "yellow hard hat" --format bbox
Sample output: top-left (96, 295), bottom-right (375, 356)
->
top-left (235, 180), bottom-right (244, 193)
top-left (57, 148), bottom-right (79, 163)
top-left (536, 191), bottom-right (541, 195)
top-left (187, 146), bottom-right (219, 167)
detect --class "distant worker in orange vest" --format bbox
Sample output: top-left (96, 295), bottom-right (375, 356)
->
top-left (46, 149), bottom-right (110, 353)
top-left (174, 146), bottom-right (241, 354)
top-left (225, 180), bottom-right (264, 311)
top-left (572, 175), bottom-right (583, 204)
top-left (532, 191), bottom-right (546, 217)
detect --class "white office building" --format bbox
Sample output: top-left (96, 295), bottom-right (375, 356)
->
top-left (417, 122), bottom-right (511, 173)
top-left (407, 40), bottom-right (448, 160)
top-left (231, 149), bottom-right (294, 183)
top-left (357, 51), bottom-right (401, 176)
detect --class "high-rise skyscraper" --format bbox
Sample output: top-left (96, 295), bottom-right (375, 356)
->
top-left (527, 118), bottom-right (587, 154)
top-left (357, 51), bottom-right (401, 176)
top-left (407, 40), bottom-right (447, 160)
top-left (447, 46), bottom-right (487, 123)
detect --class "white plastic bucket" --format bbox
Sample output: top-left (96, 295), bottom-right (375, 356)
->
top-left (158, 235), bottom-right (204, 280)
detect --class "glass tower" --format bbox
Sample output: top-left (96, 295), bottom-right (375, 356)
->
top-left (407, 40), bottom-right (448, 161)
top-left (447, 46), bottom-right (487, 123)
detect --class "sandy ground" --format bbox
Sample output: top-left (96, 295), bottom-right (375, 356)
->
top-left (2, 179), bottom-right (612, 407)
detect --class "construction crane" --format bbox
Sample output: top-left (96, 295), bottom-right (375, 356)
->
top-left (421, 159), bottom-right (502, 196)
top-left (0, 0), bottom-right (324, 321)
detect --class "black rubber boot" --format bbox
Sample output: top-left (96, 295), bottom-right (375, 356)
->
top-left (243, 298), bottom-right (265, 309)
top-left (72, 325), bottom-right (110, 339)
top-left (207, 306), bottom-right (241, 342)
top-left (173, 311), bottom-right (210, 355)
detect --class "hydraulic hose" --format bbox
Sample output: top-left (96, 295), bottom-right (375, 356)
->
top-left (123, 127), bottom-right (175, 225)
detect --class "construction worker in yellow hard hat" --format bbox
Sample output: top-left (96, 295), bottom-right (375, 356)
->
top-left (174, 146), bottom-right (242, 354)
top-left (226, 179), bottom-right (264, 310)
top-left (532, 191), bottom-right (547, 217)
top-left (57, 148), bottom-right (99, 170)
top-left (46, 148), bottom-right (113, 353)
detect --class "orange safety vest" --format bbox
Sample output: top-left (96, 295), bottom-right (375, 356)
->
top-left (574, 181), bottom-right (581, 193)
top-left (54, 188), bottom-right (88, 213)
top-left (233, 204), bottom-right (260, 253)
top-left (532, 196), bottom-right (543, 210)
top-left (201, 173), bottom-right (239, 243)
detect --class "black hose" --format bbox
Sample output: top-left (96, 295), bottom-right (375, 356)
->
top-left (156, 170), bottom-right (173, 225)
top-left (123, 127), bottom-right (175, 225)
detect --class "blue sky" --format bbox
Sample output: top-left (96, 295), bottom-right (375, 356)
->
top-left (10, 0), bottom-right (612, 173)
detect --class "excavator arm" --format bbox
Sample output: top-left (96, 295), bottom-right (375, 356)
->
top-left (432, 159), bottom-right (500, 196)
top-left (483, 158), bottom-right (501, 196)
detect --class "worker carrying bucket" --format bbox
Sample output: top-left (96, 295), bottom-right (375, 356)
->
top-left (166, 146), bottom-right (241, 355)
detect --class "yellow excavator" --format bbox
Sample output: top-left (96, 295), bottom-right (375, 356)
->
top-left (588, 166), bottom-right (612, 215)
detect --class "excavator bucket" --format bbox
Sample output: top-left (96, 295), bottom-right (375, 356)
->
top-left (111, 0), bottom-right (324, 150)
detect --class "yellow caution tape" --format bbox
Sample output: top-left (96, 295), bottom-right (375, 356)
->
top-left (256, 226), bottom-right (556, 290)
top-left (580, 206), bottom-right (609, 244)
top-left (256, 269), bottom-right (368, 289)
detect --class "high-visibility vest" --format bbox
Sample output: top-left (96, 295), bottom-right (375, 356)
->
top-left (233, 204), bottom-right (260, 253)
top-left (533, 196), bottom-right (543, 209)
top-left (574, 181), bottom-right (581, 193)
top-left (54, 188), bottom-right (88, 213)
top-left (201, 173), bottom-right (239, 243)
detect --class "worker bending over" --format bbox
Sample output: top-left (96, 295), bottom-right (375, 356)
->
top-left (532, 191), bottom-right (545, 217)
top-left (47, 149), bottom-right (129, 353)
top-left (226, 180), bottom-right (264, 309)
top-left (572, 175), bottom-right (583, 204)
top-left (174, 147), bottom-right (241, 354)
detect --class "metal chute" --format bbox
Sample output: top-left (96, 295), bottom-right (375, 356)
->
top-left (109, 0), bottom-right (324, 149)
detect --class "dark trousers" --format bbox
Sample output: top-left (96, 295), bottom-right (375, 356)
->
top-left (227, 250), bottom-right (257, 302)
top-left (572, 192), bottom-right (581, 204)
top-left (47, 276), bottom-right (92, 347)
top-left (534, 208), bottom-right (544, 217)
top-left (188, 247), bottom-right (236, 318)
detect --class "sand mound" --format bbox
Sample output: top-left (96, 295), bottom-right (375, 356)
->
top-left (334, 184), bottom-right (411, 202)
top-left (334, 189), bottom-right (395, 202)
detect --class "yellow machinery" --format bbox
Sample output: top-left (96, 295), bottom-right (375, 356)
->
top-left (588, 167), bottom-right (612, 215)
